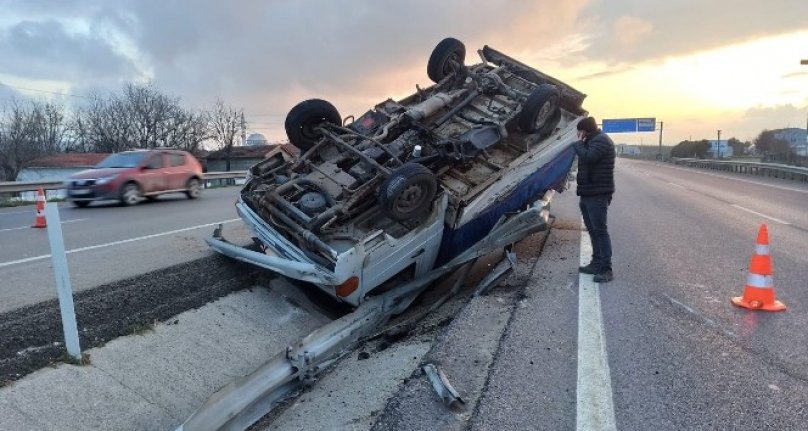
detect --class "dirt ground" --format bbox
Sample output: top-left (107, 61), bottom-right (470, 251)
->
top-left (0, 255), bottom-right (258, 386)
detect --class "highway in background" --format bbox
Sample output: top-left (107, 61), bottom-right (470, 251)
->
top-left (0, 187), bottom-right (252, 313)
top-left (601, 158), bottom-right (808, 429)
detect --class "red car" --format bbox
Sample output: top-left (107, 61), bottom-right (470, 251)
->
top-left (65, 149), bottom-right (204, 207)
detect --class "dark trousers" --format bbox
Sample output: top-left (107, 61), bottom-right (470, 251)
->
top-left (579, 194), bottom-right (612, 272)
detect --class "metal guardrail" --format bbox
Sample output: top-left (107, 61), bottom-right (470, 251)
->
top-left (670, 158), bottom-right (808, 182)
top-left (0, 171), bottom-right (248, 194)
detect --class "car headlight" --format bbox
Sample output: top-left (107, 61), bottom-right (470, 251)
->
top-left (96, 175), bottom-right (117, 185)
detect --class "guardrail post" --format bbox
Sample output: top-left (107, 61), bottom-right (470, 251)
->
top-left (44, 203), bottom-right (82, 361)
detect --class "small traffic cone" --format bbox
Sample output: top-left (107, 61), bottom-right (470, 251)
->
top-left (731, 224), bottom-right (785, 311)
top-left (31, 187), bottom-right (47, 229)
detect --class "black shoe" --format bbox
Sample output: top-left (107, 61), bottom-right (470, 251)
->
top-left (579, 263), bottom-right (598, 274)
top-left (593, 271), bottom-right (614, 283)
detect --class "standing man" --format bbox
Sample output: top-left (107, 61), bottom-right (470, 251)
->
top-left (573, 117), bottom-right (616, 282)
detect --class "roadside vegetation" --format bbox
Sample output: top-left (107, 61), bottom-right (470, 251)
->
top-left (0, 82), bottom-right (246, 182)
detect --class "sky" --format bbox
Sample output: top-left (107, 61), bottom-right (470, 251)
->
top-left (0, 0), bottom-right (806, 146)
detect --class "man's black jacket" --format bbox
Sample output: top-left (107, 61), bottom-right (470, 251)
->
top-left (573, 130), bottom-right (615, 196)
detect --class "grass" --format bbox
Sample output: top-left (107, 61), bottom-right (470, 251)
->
top-left (127, 321), bottom-right (156, 335)
top-left (61, 352), bottom-right (92, 366)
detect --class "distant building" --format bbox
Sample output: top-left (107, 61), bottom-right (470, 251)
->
top-left (204, 144), bottom-right (279, 172)
top-left (16, 153), bottom-right (109, 200)
top-left (707, 140), bottom-right (733, 159)
top-left (616, 144), bottom-right (641, 156)
top-left (773, 128), bottom-right (808, 156)
top-left (245, 133), bottom-right (268, 146)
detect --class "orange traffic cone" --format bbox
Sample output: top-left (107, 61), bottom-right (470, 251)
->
top-left (731, 224), bottom-right (785, 311)
top-left (31, 187), bottom-right (47, 229)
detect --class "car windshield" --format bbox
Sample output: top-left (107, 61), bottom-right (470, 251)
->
top-left (95, 152), bottom-right (148, 168)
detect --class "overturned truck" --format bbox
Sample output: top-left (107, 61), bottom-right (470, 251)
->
top-left (209, 37), bottom-right (587, 306)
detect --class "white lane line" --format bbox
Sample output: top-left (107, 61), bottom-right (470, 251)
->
top-left (576, 227), bottom-right (617, 431)
top-left (0, 218), bottom-right (87, 233)
top-left (729, 204), bottom-right (791, 225)
top-left (667, 181), bottom-right (687, 189)
top-left (0, 218), bottom-right (240, 268)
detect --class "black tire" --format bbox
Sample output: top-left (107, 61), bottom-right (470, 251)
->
top-left (185, 178), bottom-right (201, 199)
top-left (535, 106), bottom-right (562, 140)
top-left (518, 84), bottom-right (560, 133)
top-left (427, 37), bottom-right (466, 83)
top-left (284, 99), bottom-right (341, 152)
top-left (72, 201), bottom-right (90, 208)
top-left (120, 182), bottom-right (141, 206)
top-left (378, 163), bottom-right (438, 221)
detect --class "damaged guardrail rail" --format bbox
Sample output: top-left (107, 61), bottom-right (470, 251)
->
top-left (176, 191), bottom-right (555, 431)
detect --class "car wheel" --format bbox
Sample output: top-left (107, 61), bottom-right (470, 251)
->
top-left (72, 201), bottom-right (90, 208)
top-left (377, 163), bottom-right (437, 221)
top-left (284, 99), bottom-right (341, 152)
top-left (518, 84), bottom-right (560, 133)
top-left (120, 183), bottom-right (141, 206)
top-left (427, 37), bottom-right (466, 83)
top-left (185, 178), bottom-right (201, 199)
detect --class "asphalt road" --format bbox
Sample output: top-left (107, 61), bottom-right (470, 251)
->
top-left (603, 158), bottom-right (808, 429)
top-left (0, 187), bottom-right (252, 313)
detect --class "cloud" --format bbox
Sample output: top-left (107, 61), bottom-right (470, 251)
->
top-left (579, 0), bottom-right (808, 64)
top-left (576, 65), bottom-right (635, 81)
top-left (613, 16), bottom-right (653, 48)
top-left (0, 83), bottom-right (23, 102)
top-left (782, 70), bottom-right (808, 79)
top-left (0, 19), bottom-right (140, 82)
top-left (1, 0), bottom-right (805, 142)
top-left (87, 0), bottom-right (590, 134)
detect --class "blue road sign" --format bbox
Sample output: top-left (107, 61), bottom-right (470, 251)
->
top-left (637, 118), bottom-right (656, 132)
top-left (602, 119), bottom-right (638, 133)
top-left (602, 118), bottom-right (656, 133)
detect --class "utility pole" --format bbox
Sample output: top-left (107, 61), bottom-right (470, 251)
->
top-left (241, 111), bottom-right (247, 146)
top-left (803, 60), bottom-right (808, 154)
top-left (717, 129), bottom-right (722, 159)
top-left (658, 121), bottom-right (664, 160)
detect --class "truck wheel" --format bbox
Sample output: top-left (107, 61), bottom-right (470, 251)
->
top-left (427, 37), bottom-right (466, 83)
top-left (378, 163), bottom-right (437, 221)
top-left (284, 99), bottom-right (341, 152)
top-left (535, 107), bottom-right (562, 140)
top-left (518, 84), bottom-right (560, 133)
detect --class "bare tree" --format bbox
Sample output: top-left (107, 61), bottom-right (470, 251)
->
top-left (72, 82), bottom-right (211, 154)
top-left (72, 91), bottom-right (134, 153)
top-left (208, 99), bottom-right (245, 171)
top-left (0, 99), bottom-right (67, 180)
top-left (167, 108), bottom-right (210, 155)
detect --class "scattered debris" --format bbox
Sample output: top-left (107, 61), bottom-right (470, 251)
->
top-left (422, 363), bottom-right (465, 408)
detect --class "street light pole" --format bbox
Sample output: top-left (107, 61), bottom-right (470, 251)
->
top-left (717, 129), bottom-right (722, 159)
top-left (658, 121), bottom-right (664, 160)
